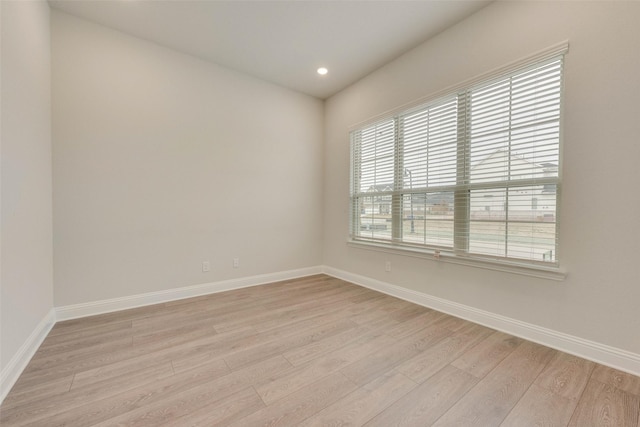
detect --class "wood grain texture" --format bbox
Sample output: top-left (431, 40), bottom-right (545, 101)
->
top-left (365, 365), bottom-right (479, 427)
top-left (568, 378), bottom-right (640, 427)
top-left (2, 274), bottom-right (639, 426)
top-left (227, 372), bottom-right (358, 427)
top-left (432, 341), bottom-right (557, 426)
top-left (298, 371), bottom-right (416, 426)
top-left (500, 383), bottom-right (578, 427)
top-left (255, 331), bottom-right (395, 405)
top-left (591, 365), bottom-right (640, 396)
top-left (162, 387), bottom-right (265, 427)
top-left (451, 330), bottom-right (522, 378)
top-left (340, 324), bottom-right (451, 386)
top-left (534, 351), bottom-right (595, 400)
top-left (395, 324), bottom-right (493, 384)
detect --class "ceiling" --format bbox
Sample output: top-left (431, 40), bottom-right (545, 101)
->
top-left (49, 0), bottom-right (492, 99)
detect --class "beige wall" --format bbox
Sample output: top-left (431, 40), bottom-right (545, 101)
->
top-left (1, 0), bottom-right (54, 372)
top-left (51, 12), bottom-right (324, 306)
top-left (324, 1), bottom-right (640, 354)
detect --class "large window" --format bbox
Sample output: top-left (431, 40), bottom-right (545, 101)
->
top-left (350, 53), bottom-right (564, 268)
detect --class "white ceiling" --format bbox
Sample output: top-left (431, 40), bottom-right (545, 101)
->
top-left (49, 0), bottom-right (491, 99)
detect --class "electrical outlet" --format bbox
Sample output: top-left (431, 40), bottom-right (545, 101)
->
top-left (202, 261), bottom-right (210, 272)
top-left (233, 258), bottom-right (240, 268)
top-left (385, 261), bottom-right (391, 272)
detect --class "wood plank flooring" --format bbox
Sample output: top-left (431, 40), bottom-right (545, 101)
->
top-left (2, 274), bottom-right (639, 426)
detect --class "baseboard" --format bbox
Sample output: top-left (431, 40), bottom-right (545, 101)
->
top-left (322, 265), bottom-right (640, 377)
top-left (0, 308), bottom-right (56, 403)
top-left (1, 267), bottom-right (322, 405)
top-left (56, 266), bottom-right (323, 321)
top-left (6, 264), bottom-right (637, 409)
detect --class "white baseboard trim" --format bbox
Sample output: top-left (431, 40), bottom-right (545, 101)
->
top-left (1, 267), bottom-right (322, 406)
top-left (5, 264), bottom-right (637, 409)
top-left (1, 308), bottom-right (56, 403)
top-left (322, 266), bottom-right (640, 377)
top-left (56, 266), bottom-right (323, 321)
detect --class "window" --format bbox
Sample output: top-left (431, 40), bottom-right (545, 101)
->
top-left (350, 51), bottom-right (565, 268)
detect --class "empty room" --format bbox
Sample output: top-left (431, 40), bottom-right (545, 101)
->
top-left (2, 0), bottom-right (640, 425)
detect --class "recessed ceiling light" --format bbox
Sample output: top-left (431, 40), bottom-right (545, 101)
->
top-left (317, 67), bottom-right (328, 76)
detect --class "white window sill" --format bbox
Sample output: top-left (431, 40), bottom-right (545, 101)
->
top-left (347, 240), bottom-right (566, 281)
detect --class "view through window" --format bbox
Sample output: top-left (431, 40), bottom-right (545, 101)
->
top-left (350, 54), bottom-right (564, 266)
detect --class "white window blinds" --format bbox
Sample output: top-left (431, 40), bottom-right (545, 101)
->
top-left (350, 52), bottom-right (564, 267)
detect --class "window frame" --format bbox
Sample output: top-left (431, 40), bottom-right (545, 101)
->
top-left (348, 44), bottom-right (568, 279)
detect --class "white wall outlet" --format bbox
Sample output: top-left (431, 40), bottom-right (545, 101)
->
top-left (385, 261), bottom-right (391, 272)
top-left (202, 261), bottom-right (210, 272)
top-left (233, 258), bottom-right (240, 268)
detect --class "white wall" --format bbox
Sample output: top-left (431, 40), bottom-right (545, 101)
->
top-left (324, 1), bottom-right (640, 355)
top-left (52, 12), bottom-right (324, 306)
top-left (1, 0), bottom-right (54, 379)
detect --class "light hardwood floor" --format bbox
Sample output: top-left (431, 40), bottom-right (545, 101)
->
top-left (1, 274), bottom-right (639, 426)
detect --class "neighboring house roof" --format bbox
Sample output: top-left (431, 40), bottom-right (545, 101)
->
top-left (471, 148), bottom-right (557, 172)
top-left (367, 184), bottom-right (394, 192)
top-left (539, 162), bottom-right (558, 168)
